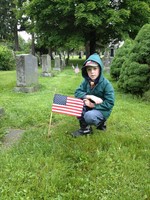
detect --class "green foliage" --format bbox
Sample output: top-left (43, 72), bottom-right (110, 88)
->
top-left (133, 24), bottom-right (150, 64)
top-left (110, 39), bottom-right (133, 80)
top-left (142, 90), bottom-right (150, 102)
top-left (0, 0), bottom-right (13, 40)
top-left (118, 24), bottom-right (150, 96)
top-left (0, 45), bottom-right (16, 71)
top-left (75, 2), bottom-right (102, 27)
top-left (17, 35), bottom-right (31, 54)
top-left (126, 1), bottom-right (150, 39)
top-left (24, 0), bottom-right (150, 53)
top-left (0, 0), bottom-right (28, 51)
top-left (0, 67), bottom-right (150, 199)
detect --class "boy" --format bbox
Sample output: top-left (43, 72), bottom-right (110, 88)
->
top-left (72, 53), bottom-right (115, 137)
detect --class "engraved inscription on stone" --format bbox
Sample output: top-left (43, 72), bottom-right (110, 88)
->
top-left (16, 54), bottom-right (38, 87)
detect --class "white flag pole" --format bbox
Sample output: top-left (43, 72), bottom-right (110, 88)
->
top-left (48, 88), bottom-right (56, 138)
top-left (48, 111), bottom-right (53, 138)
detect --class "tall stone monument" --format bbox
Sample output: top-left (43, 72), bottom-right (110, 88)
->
top-left (61, 57), bottom-right (66, 69)
top-left (41, 54), bottom-right (52, 77)
top-left (14, 54), bottom-right (39, 93)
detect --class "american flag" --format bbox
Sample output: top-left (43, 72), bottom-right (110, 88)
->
top-left (52, 94), bottom-right (84, 117)
top-left (75, 64), bottom-right (80, 74)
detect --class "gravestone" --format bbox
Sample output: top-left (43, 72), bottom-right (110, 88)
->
top-left (2, 129), bottom-right (25, 149)
top-left (61, 57), bottom-right (66, 69)
top-left (14, 54), bottom-right (39, 93)
top-left (110, 48), bottom-right (114, 57)
top-left (0, 107), bottom-right (5, 117)
top-left (41, 54), bottom-right (52, 77)
top-left (102, 51), bottom-right (111, 73)
top-left (53, 56), bottom-right (61, 71)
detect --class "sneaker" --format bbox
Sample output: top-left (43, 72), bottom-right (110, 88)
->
top-left (96, 121), bottom-right (106, 131)
top-left (71, 125), bottom-right (92, 137)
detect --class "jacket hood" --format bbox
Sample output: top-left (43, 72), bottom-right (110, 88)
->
top-left (82, 53), bottom-right (104, 80)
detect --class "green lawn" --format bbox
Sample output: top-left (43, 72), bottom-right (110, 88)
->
top-left (0, 63), bottom-right (150, 200)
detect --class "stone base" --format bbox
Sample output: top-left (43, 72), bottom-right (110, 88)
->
top-left (2, 129), bottom-right (25, 149)
top-left (41, 72), bottom-right (53, 77)
top-left (0, 107), bottom-right (5, 117)
top-left (53, 67), bottom-right (61, 71)
top-left (14, 85), bottom-right (39, 93)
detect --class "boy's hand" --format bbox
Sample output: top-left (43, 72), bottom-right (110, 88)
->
top-left (85, 95), bottom-right (103, 104)
top-left (83, 99), bottom-right (95, 108)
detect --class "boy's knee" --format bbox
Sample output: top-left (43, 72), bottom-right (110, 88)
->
top-left (84, 112), bottom-right (94, 124)
top-left (84, 110), bottom-right (105, 126)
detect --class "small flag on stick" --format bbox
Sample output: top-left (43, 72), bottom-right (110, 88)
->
top-left (52, 94), bottom-right (84, 117)
top-left (75, 64), bottom-right (80, 74)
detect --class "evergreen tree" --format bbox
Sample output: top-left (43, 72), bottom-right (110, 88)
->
top-left (110, 39), bottom-right (133, 80)
top-left (118, 24), bottom-right (150, 96)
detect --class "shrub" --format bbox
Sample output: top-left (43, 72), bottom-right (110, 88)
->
top-left (0, 45), bottom-right (16, 70)
top-left (118, 24), bottom-right (150, 96)
top-left (142, 90), bottom-right (150, 102)
top-left (110, 39), bottom-right (133, 80)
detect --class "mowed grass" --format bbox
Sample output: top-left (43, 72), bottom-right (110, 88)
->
top-left (0, 62), bottom-right (150, 200)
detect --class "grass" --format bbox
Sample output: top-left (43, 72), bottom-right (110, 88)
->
top-left (0, 61), bottom-right (150, 200)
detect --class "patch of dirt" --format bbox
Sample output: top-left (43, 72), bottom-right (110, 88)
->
top-left (1, 129), bottom-right (25, 149)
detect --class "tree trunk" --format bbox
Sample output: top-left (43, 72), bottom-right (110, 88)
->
top-left (48, 48), bottom-right (54, 60)
top-left (85, 30), bottom-right (96, 58)
top-left (66, 49), bottom-right (70, 65)
top-left (90, 30), bottom-right (96, 55)
top-left (14, 23), bottom-right (19, 51)
top-left (31, 33), bottom-right (35, 55)
top-left (85, 41), bottom-right (90, 59)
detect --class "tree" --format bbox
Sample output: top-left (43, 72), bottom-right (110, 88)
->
top-left (13, 0), bottom-right (29, 51)
top-left (0, 0), bottom-right (28, 51)
top-left (0, 0), bottom-right (15, 41)
top-left (118, 24), bottom-right (150, 96)
top-left (25, 0), bottom-right (150, 56)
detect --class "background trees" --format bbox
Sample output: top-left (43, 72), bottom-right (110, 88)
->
top-left (0, 0), bottom-right (150, 56)
top-left (0, 0), bottom-right (27, 51)
top-left (24, 0), bottom-right (150, 57)
top-left (0, 0), bottom-right (16, 44)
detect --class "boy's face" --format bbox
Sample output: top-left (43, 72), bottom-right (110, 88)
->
top-left (86, 66), bottom-right (100, 81)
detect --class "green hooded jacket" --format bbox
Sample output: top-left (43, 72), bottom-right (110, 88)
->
top-left (75, 53), bottom-right (115, 119)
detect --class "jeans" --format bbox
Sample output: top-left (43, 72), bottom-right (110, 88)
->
top-left (78, 106), bottom-right (105, 127)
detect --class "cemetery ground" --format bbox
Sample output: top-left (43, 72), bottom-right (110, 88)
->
top-left (0, 60), bottom-right (150, 200)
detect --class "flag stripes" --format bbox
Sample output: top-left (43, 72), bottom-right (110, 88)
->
top-left (52, 94), bottom-right (84, 117)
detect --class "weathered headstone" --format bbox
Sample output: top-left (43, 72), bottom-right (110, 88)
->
top-left (14, 54), bottom-right (39, 93)
top-left (2, 129), bottom-right (25, 149)
top-left (110, 48), bottom-right (114, 57)
top-left (102, 51), bottom-right (111, 73)
top-left (61, 57), bottom-right (66, 69)
top-left (41, 54), bottom-right (52, 77)
top-left (53, 56), bottom-right (61, 71)
top-left (0, 107), bottom-right (5, 117)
